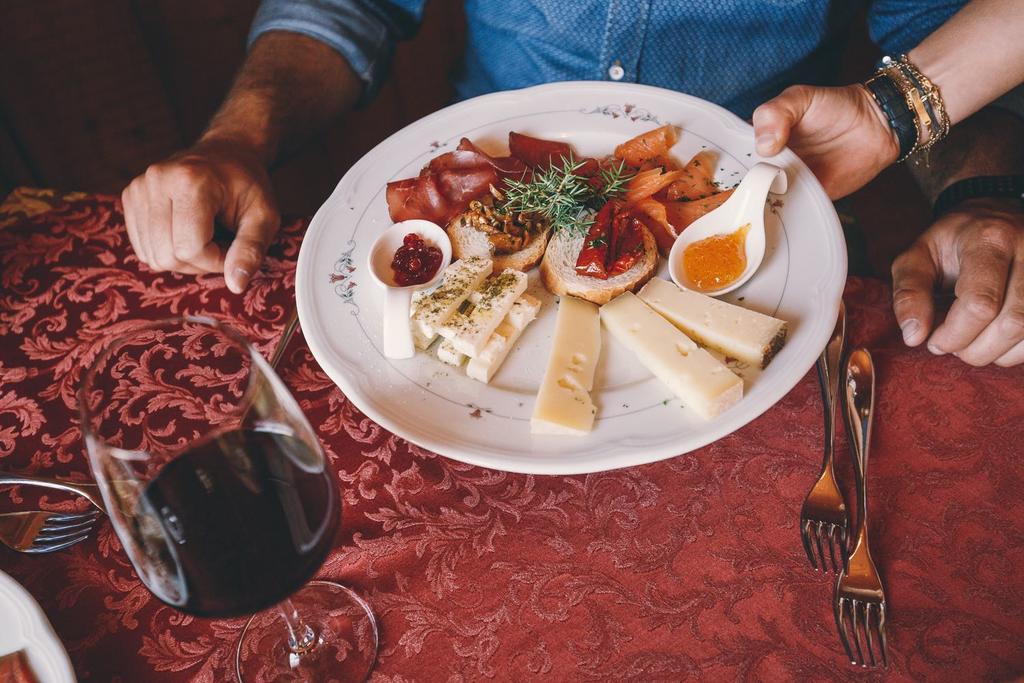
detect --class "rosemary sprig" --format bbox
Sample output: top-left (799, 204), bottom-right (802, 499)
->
top-left (500, 155), bottom-right (633, 236)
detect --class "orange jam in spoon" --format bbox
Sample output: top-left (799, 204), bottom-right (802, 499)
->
top-left (682, 223), bottom-right (751, 292)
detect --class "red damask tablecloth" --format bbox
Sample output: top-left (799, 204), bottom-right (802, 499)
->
top-left (0, 187), bottom-right (1022, 682)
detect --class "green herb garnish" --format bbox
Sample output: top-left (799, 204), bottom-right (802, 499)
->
top-left (500, 155), bottom-right (633, 236)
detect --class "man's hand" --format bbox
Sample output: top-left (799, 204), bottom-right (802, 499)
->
top-left (892, 198), bottom-right (1024, 367)
top-left (120, 31), bottom-right (362, 294)
top-left (121, 139), bottom-right (280, 293)
top-left (752, 84), bottom-right (900, 199)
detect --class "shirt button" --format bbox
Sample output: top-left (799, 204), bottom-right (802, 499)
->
top-left (608, 60), bottom-right (624, 81)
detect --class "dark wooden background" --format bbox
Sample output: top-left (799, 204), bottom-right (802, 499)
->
top-left (0, 1), bottom-right (927, 275)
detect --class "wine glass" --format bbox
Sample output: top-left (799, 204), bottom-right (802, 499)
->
top-left (79, 316), bottom-right (377, 681)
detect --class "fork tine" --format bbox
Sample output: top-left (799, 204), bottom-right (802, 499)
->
top-left (41, 516), bottom-right (99, 533)
top-left (35, 523), bottom-right (96, 543)
top-left (838, 527), bottom-right (849, 570)
top-left (825, 525), bottom-right (842, 574)
top-left (850, 601), bottom-right (866, 666)
top-left (42, 510), bottom-right (101, 524)
top-left (877, 602), bottom-right (889, 668)
top-left (800, 520), bottom-right (818, 569)
top-left (834, 595), bottom-right (855, 663)
top-left (812, 522), bottom-right (829, 572)
top-left (864, 603), bottom-right (878, 667)
top-left (27, 531), bottom-right (92, 553)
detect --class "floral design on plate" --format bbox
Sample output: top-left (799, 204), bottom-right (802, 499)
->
top-left (330, 240), bottom-right (359, 313)
top-left (580, 103), bottom-right (662, 124)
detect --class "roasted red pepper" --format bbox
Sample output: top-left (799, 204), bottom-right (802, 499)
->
top-left (575, 200), bottom-right (617, 279)
top-left (608, 215), bottom-right (645, 276)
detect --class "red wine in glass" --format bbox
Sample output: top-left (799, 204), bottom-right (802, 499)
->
top-left (136, 429), bottom-right (339, 617)
top-left (81, 317), bottom-right (377, 681)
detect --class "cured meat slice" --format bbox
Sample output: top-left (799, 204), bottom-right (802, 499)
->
top-left (614, 125), bottom-right (679, 168)
top-left (509, 131), bottom-right (573, 169)
top-left (662, 150), bottom-right (719, 201)
top-left (630, 198), bottom-right (677, 255)
top-left (624, 168), bottom-right (683, 205)
top-left (386, 175), bottom-right (450, 223)
top-left (662, 189), bottom-right (734, 233)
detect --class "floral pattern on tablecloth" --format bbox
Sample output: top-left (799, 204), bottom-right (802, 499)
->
top-left (0, 187), bottom-right (1022, 682)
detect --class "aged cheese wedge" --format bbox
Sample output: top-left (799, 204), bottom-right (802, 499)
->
top-left (466, 294), bottom-right (541, 382)
top-left (531, 296), bottom-right (601, 435)
top-left (600, 292), bottom-right (742, 419)
top-left (410, 256), bottom-right (492, 349)
top-left (638, 278), bottom-right (787, 368)
top-left (438, 269), bottom-right (528, 356)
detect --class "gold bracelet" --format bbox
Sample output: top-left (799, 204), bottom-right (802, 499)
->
top-left (895, 55), bottom-right (950, 148)
top-left (886, 63), bottom-right (933, 147)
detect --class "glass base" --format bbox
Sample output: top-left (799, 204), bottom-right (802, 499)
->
top-left (235, 581), bottom-right (378, 682)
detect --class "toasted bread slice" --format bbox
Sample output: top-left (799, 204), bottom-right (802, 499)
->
top-left (447, 213), bottom-right (550, 272)
top-left (540, 224), bottom-right (658, 306)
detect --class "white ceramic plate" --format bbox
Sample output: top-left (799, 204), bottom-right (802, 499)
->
top-left (296, 81), bottom-right (845, 475)
top-left (0, 570), bottom-right (76, 682)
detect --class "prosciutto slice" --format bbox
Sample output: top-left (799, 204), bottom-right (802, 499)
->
top-left (386, 175), bottom-right (451, 224)
top-left (385, 137), bottom-right (532, 224)
top-left (508, 131), bottom-right (573, 169)
top-left (385, 131), bottom-right (596, 224)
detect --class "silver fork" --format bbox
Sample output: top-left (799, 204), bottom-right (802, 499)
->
top-left (0, 473), bottom-right (105, 511)
top-left (835, 348), bottom-right (889, 668)
top-left (0, 509), bottom-right (101, 554)
top-left (799, 301), bottom-right (849, 573)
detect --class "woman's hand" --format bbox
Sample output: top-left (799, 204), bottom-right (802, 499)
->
top-left (752, 84), bottom-right (900, 199)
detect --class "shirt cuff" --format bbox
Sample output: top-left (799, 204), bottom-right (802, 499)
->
top-left (247, 0), bottom-right (394, 106)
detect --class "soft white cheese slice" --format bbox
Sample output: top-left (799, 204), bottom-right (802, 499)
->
top-left (467, 293), bottom-right (541, 383)
top-left (436, 339), bottom-right (466, 366)
top-left (438, 269), bottom-right (528, 356)
top-left (435, 293), bottom-right (540, 375)
top-left (410, 257), bottom-right (492, 350)
top-left (531, 296), bottom-right (601, 435)
top-left (600, 291), bottom-right (742, 419)
top-left (638, 278), bottom-right (788, 369)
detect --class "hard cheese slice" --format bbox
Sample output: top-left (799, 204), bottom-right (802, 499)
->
top-left (410, 256), bottom-right (492, 349)
top-left (438, 269), bottom-right (528, 356)
top-left (600, 291), bottom-right (742, 419)
top-left (531, 296), bottom-right (601, 435)
top-left (638, 278), bottom-right (787, 368)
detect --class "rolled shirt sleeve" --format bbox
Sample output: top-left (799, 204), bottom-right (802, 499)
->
top-left (867, 0), bottom-right (965, 58)
top-left (248, 0), bottom-right (427, 104)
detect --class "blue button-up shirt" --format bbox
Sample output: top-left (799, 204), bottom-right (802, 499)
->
top-left (249, 0), bottom-right (965, 119)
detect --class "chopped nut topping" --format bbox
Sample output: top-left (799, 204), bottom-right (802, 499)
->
top-left (464, 193), bottom-right (547, 254)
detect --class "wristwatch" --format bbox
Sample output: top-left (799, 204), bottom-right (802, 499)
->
top-left (933, 175), bottom-right (1024, 218)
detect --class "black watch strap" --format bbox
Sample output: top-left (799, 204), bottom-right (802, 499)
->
top-left (933, 175), bottom-right (1024, 218)
top-left (864, 74), bottom-right (917, 162)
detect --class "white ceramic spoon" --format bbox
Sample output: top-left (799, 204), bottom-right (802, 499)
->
top-left (367, 219), bottom-right (452, 359)
top-left (668, 162), bottom-right (788, 296)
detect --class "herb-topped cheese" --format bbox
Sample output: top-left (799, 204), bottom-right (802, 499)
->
top-left (410, 257), bottom-right (492, 349)
top-left (438, 269), bottom-right (528, 356)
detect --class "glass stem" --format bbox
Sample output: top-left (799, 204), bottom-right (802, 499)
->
top-left (279, 598), bottom-right (317, 654)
